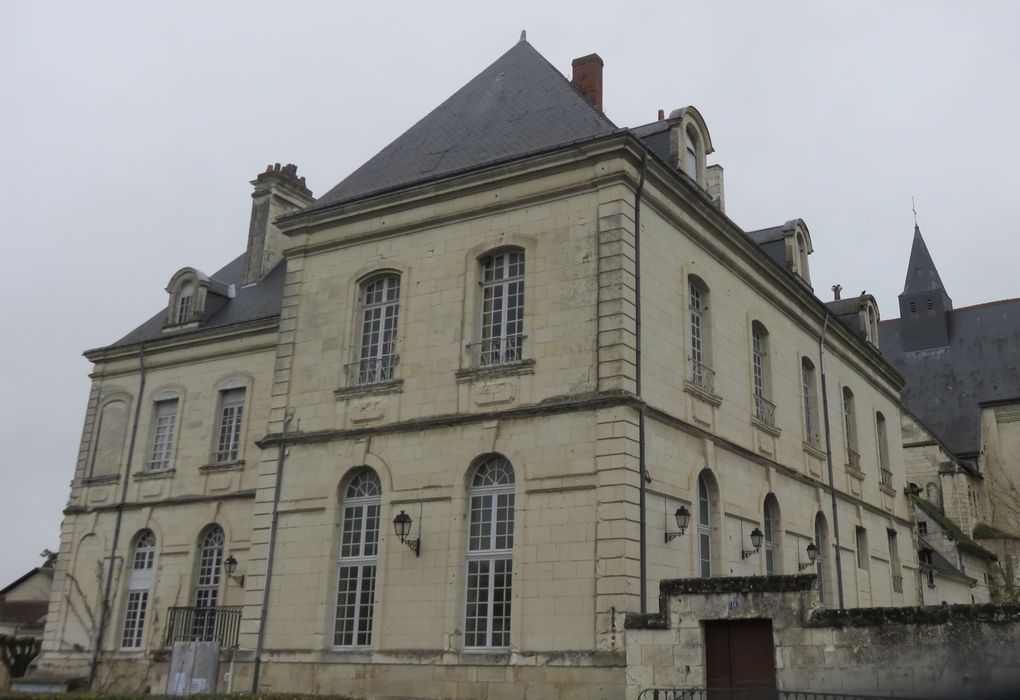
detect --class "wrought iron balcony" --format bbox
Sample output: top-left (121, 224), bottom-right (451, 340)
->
top-left (689, 360), bottom-right (715, 394)
top-left (345, 355), bottom-right (399, 386)
top-left (466, 334), bottom-right (526, 368)
top-left (846, 448), bottom-right (862, 473)
top-left (163, 606), bottom-right (241, 648)
top-left (754, 394), bottom-right (776, 427)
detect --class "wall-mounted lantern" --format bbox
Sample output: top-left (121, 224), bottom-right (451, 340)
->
top-left (393, 510), bottom-right (421, 557)
top-left (223, 555), bottom-right (245, 587)
top-left (799, 542), bottom-right (819, 571)
top-left (665, 506), bottom-right (691, 543)
top-left (741, 528), bottom-right (764, 560)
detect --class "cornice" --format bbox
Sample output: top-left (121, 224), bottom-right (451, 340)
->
top-left (85, 317), bottom-right (279, 366)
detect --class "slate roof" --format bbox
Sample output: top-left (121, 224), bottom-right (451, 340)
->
top-left (306, 39), bottom-right (619, 213)
top-left (879, 296), bottom-right (1020, 455)
top-left (93, 255), bottom-right (286, 352)
top-left (917, 536), bottom-right (975, 585)
top-left (913, 496), bottom-right (997, 560)
top-left (903, 225), bottom-right (948, 295)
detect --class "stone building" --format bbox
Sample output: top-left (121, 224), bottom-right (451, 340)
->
top-left (879, 225), bottom-right (1020, 601)
top-left (39, 39), bottom-right (920, 697)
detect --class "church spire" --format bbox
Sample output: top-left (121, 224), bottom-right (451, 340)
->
top-left (902, 224), bottom-right (948, 296)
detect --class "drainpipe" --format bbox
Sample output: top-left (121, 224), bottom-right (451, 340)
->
top-left (89, 344), bottom-right (146, 688)
top-left (251, 409), bottom-right (293, 692)
top-left (818, 314), bottom-right (846, 608)
top-left (634, 152), bottom-right (649, 612)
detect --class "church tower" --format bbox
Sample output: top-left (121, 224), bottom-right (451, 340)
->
top-left (897, 225), bottom-right (953, 351)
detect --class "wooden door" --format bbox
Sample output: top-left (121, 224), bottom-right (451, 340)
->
top-left (704, 619), bottom-right (777, 695)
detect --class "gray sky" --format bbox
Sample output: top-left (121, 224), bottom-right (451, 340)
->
top-left (2, 1), bottom-right (1018, 585)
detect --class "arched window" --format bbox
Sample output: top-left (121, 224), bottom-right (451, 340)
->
top-left (465, 456), bottom-right (515, 648)
top-left (763, 496), bottom-right (781, 575)
top-left (192, 525), bottom-right (224, 640)
top-left (688, 277), bottom-right (714, 392)
top-left (176, 281), bottom-right (194, 324)
top-left (801, 358), bottom-right (819, 446)
top-left (354, 274), bottom-right (401, 385)
top-left (843, 387), bottom-right (860, 473)
top-left (697, 472), bottom-right (718, 578)
top-left (334, 469), bottom-right (381, 648)
top-left (147, 391), bottom-right (180, 472)
top-left (751, 322), bottom-right (774, 426)
top-left (815, 513), bottom-right (830, 606)
top-left (796, 232), bottom-right (810, 281)
top-left (121, 529), bottom-right (156, 649)
top-left (876, 412), bottom-right (891, 488)
top-left (478, 250), bottom-right (525, 366)
top-left (685, 125), bottom-right (700, 181)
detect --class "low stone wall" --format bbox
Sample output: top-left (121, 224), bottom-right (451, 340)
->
top-left (625, 575), bottom-right (1020, 699)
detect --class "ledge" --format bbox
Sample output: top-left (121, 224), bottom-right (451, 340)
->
top-left (879, 483), bottom-right (897, 497)
top-left (200, 460), bottom-right (245, 472)
top-left (752, 417), bottom-right (782, 438)
top-left (807, 602), bottom-right (1020, 628)
top-left (802, 442), bottom-right (826, 460)
top-left (624, 611), bottom-right (669, 630)
top-left (334, 379), bottom-right (404, 400)
top-left (845, 467), bottom-right (865, 482)
top-left (132, 468), bottom-right (176, 481)
top-left (455, 359), bottom-right (535, 383)
top-left (683, 380), bottom-right (723, 407)
top-left (660, 574), bottom-right (818, 596)
top-left (81, 474), bottom-right (120, 486)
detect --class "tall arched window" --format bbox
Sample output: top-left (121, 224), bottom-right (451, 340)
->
top-left (688, 277), bottom-right (713, 392)
top-left (684, 126), bottom-right (700, 180)
top-left (354, 275), bottom-right (401, 385)
top-left (801, 358), bottom-right (819, 446)
top-left (334, 469), bottom-right (381, 648)
top-left (697, 472), bottom-right (718, 578)
top-left (478, 250), bottom-right (525, 366)
top-left (121, 529), bottom-right (156, 649)
top-left (815, 513), bottom-right (830, 606)
top-left (751, 322), bottom-right (774, 426)
top-left (465, 456), bottom-right (515, 648)
top-left (876, 412), bottom-right (891, 488)
top-left (796, 232), bottom-right (810, 282)
top-left (843, 387), bottom-right (860, 473)
top-left (193, 525), bottom-right (224, 639)
top-left (176, 281), bottom-right (194, 324)
top-left (763, 496), bottom-right (781, 575)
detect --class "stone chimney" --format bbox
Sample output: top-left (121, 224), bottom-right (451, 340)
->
top-left (242, 163), bottom-right (314, 285)
top-left (706, 164), bottom-right (725, 213)
top-left (571, 54), bottom-right (604, 112)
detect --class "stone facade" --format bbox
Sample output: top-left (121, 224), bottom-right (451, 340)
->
top-left (39, 41), bottom-right (923, 698)
top-left (625, 576), bottom-right (1020, 698)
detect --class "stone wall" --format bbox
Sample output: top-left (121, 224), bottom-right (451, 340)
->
top-left (625, 575), bottom-right (1020, 699)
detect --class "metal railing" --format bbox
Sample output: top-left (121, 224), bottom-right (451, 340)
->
top-left (689, 360), bottom-right (716, 394)
top-left (846, 448), bottom-right (861, 473)
top-left (638, 689), bottom-right (905, 700)
top-left (466, 334), bottom-right (526, 367)
top-left (880, 469), bottom-right (893, 488)
top-left (892, 575), bottom-right (903, 593)
top-left (163, 606), bottom-right (241, 648)
top-left (754, 394), bottom-right (776, 427)
top-left (345, 355), bottom-right (399, 386)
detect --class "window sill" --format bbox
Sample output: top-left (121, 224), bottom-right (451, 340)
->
top-left (751, 417), bottom-right (782, 438)
top-left (456, 359), bottom-right (535, 383)
top-left (327, 648), bottom-right (373, 658)
top-left (81, 474), bottom-right (120, 486)
top-left (879, 483), bottom-right (897, 497)
top-left (334, 379), bottom-right (404, 400)
top-left (802, 442), bottom-right (826, 460)
top-left (201, 460), bottom-right (245, 473)
top-left (682, 380), bottom-right (723, 407)
top-left (845, 467), bottom-right (865, 482)
top-left (458, 649), bottom-right (512, 661)
top-left (133, 468), bottom-right (176, 481)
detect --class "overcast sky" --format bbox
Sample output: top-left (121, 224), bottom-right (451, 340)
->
top-left (2, 1), bottom-right (1017, 585)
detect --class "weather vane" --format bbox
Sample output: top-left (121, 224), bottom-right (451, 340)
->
top-left (912, 197), bottom-right (919, 227)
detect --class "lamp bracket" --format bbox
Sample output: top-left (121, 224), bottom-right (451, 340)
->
top-left (741, 548), bottom-right (759, 560)
top-left (665, 530), bottom-right (686, 543)
top-left (798, 561), bottom-right (815, 571)
top-left (403, 537), bottom-right (421, 557)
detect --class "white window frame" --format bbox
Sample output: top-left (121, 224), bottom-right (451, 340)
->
top-left (334, 470), bottom-right (381, 648)
top-left (192, 525), bottom-right (223, 640)
top-left (215, 387), bottom-right (245, 463)
top-left (464, 456), bottom-right (515, 649)
top-left (148, 393), bottom-right (179, 471)
top-left (685, 125), bottom-right (700, 180)
top-left (121, 530), bottom-right (156, 649)
top-left (477, 251), bottom-right (525, 367)
top-left (689, 281), bottom-right (704, 368)
top-left (763, 499), bottom-right (779, 575)
top-left (697, 475), bottom-right (712, 578)
top-left (354, 275), bottom-right (401, 385)
top-left (802, 358), bottom-right (818, 445)
top-left (176, 281), bottom-right (194, 324)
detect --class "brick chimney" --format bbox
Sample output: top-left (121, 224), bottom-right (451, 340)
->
top-left (242, 163), bottom-right (314, 285)
top-left (571, 53), bottom-right (604, 112)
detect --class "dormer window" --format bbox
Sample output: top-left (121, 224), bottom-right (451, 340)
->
top-left (685, 126), bottom-right (700, 181)
top-left (176, 282), bottom-right (194, 324)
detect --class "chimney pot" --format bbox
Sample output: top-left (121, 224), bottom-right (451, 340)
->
top-left (832, 284), bottom-right (843, 301)
top-left (571, 53), bottom-right (604, 112)
top-left (658, 109), bottom-right (665, 120)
